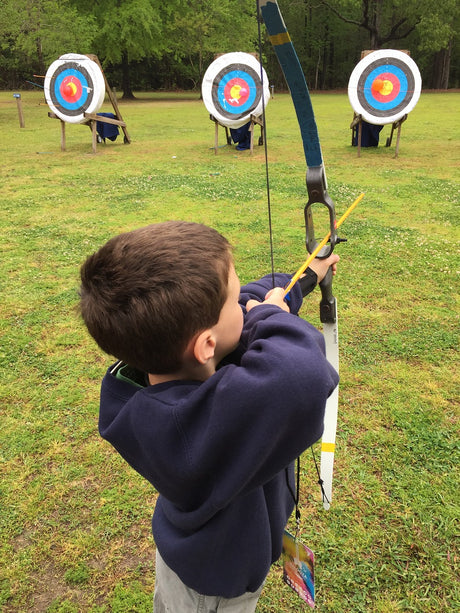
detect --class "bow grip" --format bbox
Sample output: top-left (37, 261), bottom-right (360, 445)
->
top-left (305, 165), bottom-right (337, 258)
top-left (319, 267), bottom-right (337, 324)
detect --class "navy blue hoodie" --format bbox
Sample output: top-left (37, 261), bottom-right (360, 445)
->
top-left (98, 274), bottom-right (339, 598)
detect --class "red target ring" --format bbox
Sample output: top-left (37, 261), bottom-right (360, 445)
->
top-left (223, 78), bottom-right (251, 107)
top-left (60, 77), bottom-right (83, 103)
top-left (370, 73), bottom-right (400, 103)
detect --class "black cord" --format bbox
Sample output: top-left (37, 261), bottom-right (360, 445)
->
top-left (310, 445), bottom-right (330, 506)
top-left (285, 458), bottom-right (301, 534)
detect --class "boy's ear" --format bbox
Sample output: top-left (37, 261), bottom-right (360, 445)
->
top-left (192, 330), bottom-right (216, 364)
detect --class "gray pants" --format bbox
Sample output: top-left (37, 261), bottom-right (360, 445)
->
top-left (154, 550), bottom-right (264, 613)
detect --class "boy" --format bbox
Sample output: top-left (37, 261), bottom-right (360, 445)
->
top-left (79, 220), bottom-right (339, 612)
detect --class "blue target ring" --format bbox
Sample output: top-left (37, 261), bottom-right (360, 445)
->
top-left (216, 70), bottom-right (257, 115)
top-left (363, 65), bottom-right (407, 111)
top-left (53, 68), bottom-right (89, 111)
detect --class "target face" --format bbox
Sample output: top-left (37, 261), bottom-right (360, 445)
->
top-left (44, 54), bottom-right (105, 124)
top-left (202, 52), bottom-right (270, 128)
top-left (348, 50), bottom-right (421, 125)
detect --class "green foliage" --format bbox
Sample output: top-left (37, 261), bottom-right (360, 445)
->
top-left (1, 0), bottom-right (458, 90)
top-left (109, 582), bottom-right (152, 612)
top-left (0, 90), bottom-right (458, 612)
top-left (168, 0), bottom-right (258, 87)
top-left (64, 563), bottom-right (91, 585)
top-left (46, 600), bottom-right (80, 613)
top-left (73, 0), bottom-right (171, 63)
top-left (0, 0), bottom-right (96, 75)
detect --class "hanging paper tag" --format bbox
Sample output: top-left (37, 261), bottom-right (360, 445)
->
top-left (282, 530), bottom-right (315, 608)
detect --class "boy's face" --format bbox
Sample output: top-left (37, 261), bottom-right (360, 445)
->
top-left (212, 263), bottom-right (244, 362)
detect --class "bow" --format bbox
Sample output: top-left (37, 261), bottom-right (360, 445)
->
top-left (258, 0), bottom-right (339, 510)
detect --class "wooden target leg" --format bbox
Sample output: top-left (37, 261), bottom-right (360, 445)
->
top-left (357, 119), bottom-right (362, 158)
top-left (108, 88), bottom-right (131, 144)
top-left (214, 119), bottom-right (219, 155)
top-left (15, 94), bottom-right (25, 128)
top-left (386, 124), bottom-right (395, 147)
top-left (394, 122), bottom-right (402, 158)
top-left (60, 120), bottom-right (66, 151)
top-left (86, 54), bottom-right (131, 144)
top-left (350, 113), bottom-right (363, 157)
top-left (394, 114), bottom-right (407, 158)
top-left (91, 120), bottom-right (97, 153)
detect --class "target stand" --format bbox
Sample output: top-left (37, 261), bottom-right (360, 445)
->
top-left (350, 111), bottom-right (407, 158)
top-left (202, 52), bottom-right (269, 155)
top-left (348, 50), bottom-right (421, 158)
top-left (45, 53), bottom-right (131, 153)
top-left (209, 113), bottom-right (264, 155)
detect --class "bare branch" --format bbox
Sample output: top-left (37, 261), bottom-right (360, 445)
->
top-left (320, 0), bottom-right (364, 28)
top-left (380, 21), bottom-right (419, 45)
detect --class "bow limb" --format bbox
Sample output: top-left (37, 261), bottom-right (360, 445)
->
top-left (258, 0), bottom-right (337, 253)
top-left (318, 269), bottom-right (339, 510)
top-left (258, 0), bottom-right (338, 509)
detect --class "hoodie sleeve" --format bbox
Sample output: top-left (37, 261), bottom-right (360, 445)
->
top-left (239, 273), bottom-right (304, 315)
top-left (173, 304), bottom-right (339, 511)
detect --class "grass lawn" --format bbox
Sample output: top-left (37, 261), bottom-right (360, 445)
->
top-left (0, 88), bottom-right (458, 612)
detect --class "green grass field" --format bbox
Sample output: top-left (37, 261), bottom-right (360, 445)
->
top-left (0, 89), bottom-right (459, 612)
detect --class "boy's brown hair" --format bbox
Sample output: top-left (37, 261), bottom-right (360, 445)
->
top-left (79, 221), bottom-right (232, 374)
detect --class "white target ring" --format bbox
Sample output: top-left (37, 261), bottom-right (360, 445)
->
top-left (44, 54), bottom-right (106, 124)
top-left (202, 52), bottom-right (270, 129)
top-left (348, 49), bottom-right (421, 125)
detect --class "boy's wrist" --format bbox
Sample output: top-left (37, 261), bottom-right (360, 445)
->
top-left (298, 268), bottom-right (318, 296)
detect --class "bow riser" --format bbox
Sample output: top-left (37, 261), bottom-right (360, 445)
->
top-left (305, 166), bottom-right (337, 259)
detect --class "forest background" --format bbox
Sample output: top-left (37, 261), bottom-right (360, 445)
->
top-left (0, 0), bottom-right (459, 95)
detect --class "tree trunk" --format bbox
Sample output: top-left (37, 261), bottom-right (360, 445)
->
top-left (367, 0), bottom-right (383, 49)
top-left (36, 37), bottom-right (45, 77)
top-left (121, 52), bottom-right (135, 100)
top-left (441, 42), bottom-right (452, 89)
top-left (430, 44), bottom-right (452, 89)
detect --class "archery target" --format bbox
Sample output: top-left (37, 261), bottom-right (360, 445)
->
top-left (44, 54), bottom-right (106, 124)
top-left (348, 50), bottom-right (421, 125)
top-left (202, 52), bottom-right (270, 128)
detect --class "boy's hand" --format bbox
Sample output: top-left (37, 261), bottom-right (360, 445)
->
top-left (308, 253), bottom-right (340, 283)
top-left (246, 287), bottom-right (290, 313)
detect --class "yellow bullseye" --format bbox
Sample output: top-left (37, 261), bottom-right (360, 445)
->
top-left (230, 84), bottom-right (242, 101)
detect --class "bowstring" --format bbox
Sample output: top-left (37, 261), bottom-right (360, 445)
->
top-left (256, 0), bottom-right (275, 287)
top-left (256, 1), bottom-right (307, 532)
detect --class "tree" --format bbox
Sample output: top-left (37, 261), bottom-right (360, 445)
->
top-left (319, 0), bottom-right (459, 87)
top-left (0, 0), bottom-right (95, 88)
top-left (167, 0), bottom-right (258, 90)
top-left (0, 0), bottom-right (457, 91)
top-left (259, 1), bottom-right (368, 90)
top-left (320, 0), bottom-right (421, 49)
top-left (71, 0), bottom-right (184, 98)
top-left (411, 0), bottom-right (459, 88)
